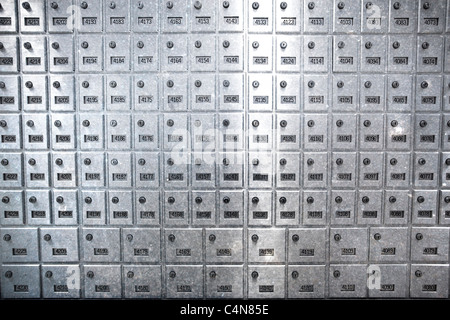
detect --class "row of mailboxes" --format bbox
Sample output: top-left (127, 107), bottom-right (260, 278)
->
top-left (1, 227), bottom-right (449, 264)
top-left (3, 151), bottom-right (450, 188)
top-left (3, 74), bottom-right (450, 112)
top-left (1, 34), bottom-right (450, 73)
top-left (1, 263), bottom-right (449, 299)
top-left (4, 114), bottom-right (450, 150)
top-left (3, 190), bottom-right (450, 226)
top-left (2, 0), bottom-right (450, 34)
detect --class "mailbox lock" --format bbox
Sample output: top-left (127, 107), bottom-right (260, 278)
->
top-left (167, 158), bottom-right (174, 166)
top-left (374, 233), bottom-right (381, 241)
top-left (137, 41), bottom-right (144, 49)
top-left (308, 80), bottom-right (315, 88)
top-left (0, 120), bottom-right (6, 128)
top-left (418, 158), bottom-right (426, 165)
top-left (81, 2), bottom-right (88, 9)
top-left (85, 234), bottom-right (93, 241)
top-left (0, 82), bottom-right (5, 89)
top-left (308, 42), bottom-right (315, 49)
top-left (223, 80), bottom-right (230, 87)
top-left (135, 80), bottom-right (145, 89)
top-left (422, 42), bottom-right (429, 50)
top-left (337, 81), bottom-right (344, 88)
top-left (292, 234), bottom-right (299, 242)
top-left (362, 196), bottom-right (369, 204)
top-left (168, 197), bottom-right (175, 204)
top-left (447, 120), bottom-right (450, 128)
top-left (334, 234), bottom-right (341, 241)
top-left (209, 271), bottom-right (216, 278)
top-left (82, 81), bottom-right (89, 88)
top-left (251, 197), bottom-right (259, 204)
top-left (336, 120), bottom-right (343, 127)
top-left (307, 120), bottom-right (315, 127)
top-left (252, 41), bottom-right (259, 49)
top-left (126, 234), bottom-right (133, 242)
top-left (195, 197), bottom-right (202, 204)
top-left (84, 158), bottom-right (91, 165)
top-left (139, 197), bottom-right (146, 204)
top-left (337, 41), bottom-right (345, 49)
top-left (251, 2), bottom-right (260, 10)
top-left (222, 158), bottom-right (230, 166)
top-left (419, 120), bottom-right (427, 128)
top-left (252, 120), bottom-right (259, 128)
top-left (22, 2), bottom-right (31, 10)
top-left (84, 197), bottom-right (92, 204)
top-left (5, 271), bottom-right (13, 278)
top-left (337, 2), bottom-right (345, 9)
top-left (209, 234), bottom-right (216, 242)
top-left (169, 271), bottom-right (176, 278)
top-left (111, 159), bottom-right (118, 166)
top-left (138, 158), bottom-right (146, 165)
top-left (56, 196), bottom-right (64, 204)
top-left (393, 2), bottom-right (400, 10)
top-left (222, 40), bottom-right (230, 48)
top-left (415, 270), bottom-right (422, 278)
top-left (391, 81), bottom-right (399, 89)
top-left (252, 81), bottom-right (259, 88)
top-left (365, 42), bottom-right (372, 49)
top-left (389, 196), bottom-right (396, 203)
top-left (44, 234), bottom-right (51, 241)
top-left (166, 1), bottom-right (173, 9)
top-left (112, 197), bottom-right (119, 204)
top-left (87, 271), bottom-right (94, 279)
top-left (307, 158), bottom-right (314, 166)
top-left (195, 80), bottom-right (202, 88)
top-left (390, 158), bottom-right (397, 166)
top-left (280, 80), bottom-right (287, 88)
top-left (52, 42), bottom-right (59, 50)
top-left (363, 158), bottom-right (370, 165)
top-left (168, 234), bottom-right (176, 242)
top-left (420, 81), bottom-right (428, 89)
top-left (55, 158), bottom-right (63, 166)
top-left (109, 1), bottom-right (116, 9)
top-left (280, 42), bottom-right (287, 49)
top-left (416, 233), bottom-right (423, 241)
top-left (251, 234), bottom-right (259, 242)
top-left (308, 2), bottom-right (315, 10)
top-left (166, 119), bottom-right (174, 127)
top-left (28, 158), bottom-right (36, 166)
top-left (194, 158), bottom-right (202, 166)
top-left (127, 271), bottom-right (134, 279)
top-left (26, 120), bottom-right (34, 127)
top-left (279, 158), bottom-right (287, 166)
top-left (280, 120), bottom-right (287, 127)
top-left (1, 196), bottom-right (9, 203)
top-left (109, 41), bottom-right (116, 49)
top-left (280, 2), bottom-right (287, 9)
top-left (333, 270), bottom-right (340, 278)
top-left (335, 196), bottom-right (342, 204)
top-left (194, 1), bottom-right (202, 9)
top-left (109, 81), bottom-right (117, 88)
top-left (251, 271), bottom-right (259, 279)
top-left (417, 196), bottom-right (425, 203)
top-left (223, 196), bottom-right (230, 204)
top-left (25, 81), bottom-right (33, 89)
top-left (3, 234), bottom-right (11, 241)
top-left (29, 196), bottom-right (37, 203)
top-left (81, 41), bottom-right (89, 49)
top-left (137, 120), bottom-right (145, 128)
top-left (364, 81), bottom-right (371, 89)
top-left (392, 41), bottom-right (400, 49)
top-left (222, 119), bottom-right (230, 127)
top-left (336, 158), bottom-right (343, 166)
top-left (291, 271), bottom-right (299, 279)
top-left (54, 120), bottom-right (62, 127)
top-left (279, 197), bottom-right (287, 204)
top-left (23, 45), bottom-right (32, 53)
top-left (445, 158), bottom-right (450, 166)
top-left (390, 120), bottom-right (398, 127)
top-left (307, 197), bottom-right (314, 204)
top-left (194, 41), bottom-right (202, 49)
top-left (423, 2), bottom-right (430, 10)
top-left (445, 196), bottom-right (450, 203)
top-left (223, 1), bottom-right (230, 8)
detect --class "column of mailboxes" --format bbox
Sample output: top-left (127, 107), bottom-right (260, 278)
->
top-left (1, 0), bottom-right (450, 299)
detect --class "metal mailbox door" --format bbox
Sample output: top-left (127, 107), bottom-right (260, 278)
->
top-left (134, 152), bottom-right (159, 189)
top-left (78, 34), bottom-right (103, 72)
top-left (275, 0), bottom-right (302, 33)
top-left (135, 191), bottom-right (160, 226)
top-left (248, 152), bottom-right (273, 188)
top-left (218, 0), bottom-right (244, 32)
top-left (249, 191), bottom-right (273, 226)
top-left (190, 36), bottom-right (216, 72)
top-left (106, 75), bottom-right (131, 111)
top-left (81, 228), bottom-right (120, 262)
top-left (52, 190), bottom-right (78, 225)
top-left (331, 152), bottom-right (356, 188)
top-left (190, 75), bottom-right (216, 111)
top-left (413, 152), bottom-right (439, 188)
top-left (191, 191), bottom-right (216, 226)
top-left (81, 190), bottom-right (106, 225)
top-left (0, 115), bottom-right (21, 150)
top-left (361, 0), bottom-right (388, 33)
top-left (1, 228), bottom-right (39, 262)
top-left (165, 229), bottom-right (203, 263)
top-left (385, 152), bottom-right (411, 188)
top-left (163, 152), bottom-right (189, 189)
top-left (411, 227), bottom-right (450, 263)
top-left (206, 266), bottom-right (244, 299)
top-left (248, 228), bottom-right (285, 263)
top-left (190, 0), bottom-right (216, 32)
top-left (134, 115), bottom-right (159, 151)
top-left (357, 190), bottom-right (383, 225)
top-left (368, 264), bottom-right (408, 298)
top-left (52, 152), bottom-right (77, 188)
top-left (218, 74), bottom-right (244, 111)
top-left (361, 36), bottom-right (387, 73)
top-left (303, 114), bottom-right (328, 151)
top-left (0, 265), bottom-right (40, 298)
top-left (412, 190), bottom-right (438, 225)
top-left (46, 0), bottom-right (74, 33)
top-left (51, 114), bottom-right (75, 150)
top-left (332, 74), bottom-right (358, 112)
top-left (330, 228), bottom-right (369, 263)
top-left (303, 35), bottom-right (330, 73)
top-left (0, 36), bottom-right (18, 73)
top-left (105, 0), bottom-right (130, 32)
top-left (415, 75), bottom-right (442, 112)
top-left (303, 75), bottom-right (330, 111)
top-left (0, 76), bottom-right (20, 112)
top-left (77, 0), bottom-right (103, 33)
top-left (360, 75), bottom-right (385, 112)
top-left (302, 191), bottom-right (327, 226)
top-left (288, 228), bottom-right (327, 263)
top-left (248, 116), bottom-right (273, 152)
top-left (417, 35), bottom-right (443, 73)
top-left (387, 35), bottom-right (415, 72)
top-left (161, 34), bottom-right (188, 72)
top-left (20, 38), bottom-right (46, 73)
top-left (83, 265), bottom-right (121, 299)
top-left (191, 114), bottom-right (216, 152)
top-left (123, 265), bottom-right (161, 299)
top-left (369, 227), bottom-right (408, 263)
top-left (276, 35), bottom-right (301, 73)
top-left (48, 35), bottom-right (74, 73)
top-left (106, 115), bottom-right (131, 150)
top-left (389, 0), bottom-right (418, 34)
top-left (165, 265), bottom-right (203, 299)
top-left (218, 152), bottom-right (244, 188)
top-left (248, 266), bottom-right (285, 299)
top-left (331, 191), bottom-right (356, 225)
top-left (105, 35), bottom-right (131, 72)
top-left (22, 75), bottom-right (47, 111)
top-left (218, 34), bottom-right (244, 72)
top-left (40, 227), bottom-right (79, 262)
top-left (122, 228), bottom-right (160, 263)
top-left (107, 152), bottom-right (131, 188)
top-left (205, 228), bottom-right (244, 263)
top-left (191, 152), bottom-right (216, 189)
top-left (219, 190), bottom-right (244, 226)
top-left (80, 152), bottom-right (105, 187)
top-left (387, 74), bottom-right (412, 112)
top-left (133, 75), bottom-right (158, 111)
top-left (333, 35), bottom-right (359, 73)
top-left (163, 74), bottom-right (188, 111)
top-left (133, 34), bottom-right (159, 72)
top-left (276, 152), bottom-right (300, 189)
top-left (275, 191), bottom-right (299, 226)
top-left (303, 152), bottom-right (328, 189)
top-left (164, 191), bottom-right (189, 226)
top-left (163, 114), bottom-right (188, 151)
top-left (108, 191), bottom-right (133, 225)
top-left (248, 0), bottom-right (273, 33)
top-left (24, 152), bottom-right (49, 188)
top-left (414, 115), bottom-right (440, 151)
top-left (386, 114), bottom-right (411, 151)
top-left (410, 264), bottom-right (449, 298)
top-left (276, 76), bottom-right (300, 112)
top-left (248, 74), bottom-right (273, 111)
top-left (78, 75), bottom-right (104, 112)
top-left (329, 265), bottom-right (368, 298)
top-left (332, 114), bottom-right (356, 151)
top-left (0, 191), bottom-right (24, 225)
top-left (131, 0), bottom-right (159, 33)
top-left (288, 265), bottom-right (326, 299)
top-left (161, 0), bottom-right (188, 33)
top-left (304, 0), bottom-right (330, 33)
top-left (41, 265), bottom-right (81, 299)
top-left (384, 193), bottom-right (410, 226)
top-left (359, 152), bottom-right (384, 189)
top-left (333, 0), bottom-right (361, 33)
top-left (50, 75), bottom-right (75, 111)
top-left (418, 0), bottom-right (446, 33)
top-left (0, 1), bottom-right (17, 33)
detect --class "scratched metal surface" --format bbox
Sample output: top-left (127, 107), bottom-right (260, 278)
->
top-left (1, 0), bottom-right (450, 299)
